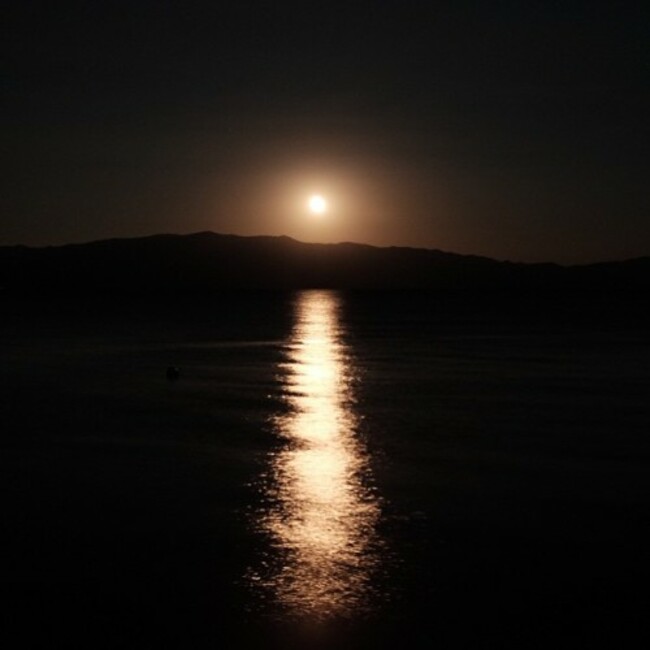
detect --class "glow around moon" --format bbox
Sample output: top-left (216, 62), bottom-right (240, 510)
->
top-left (308, 195), bottom-right (328, 215)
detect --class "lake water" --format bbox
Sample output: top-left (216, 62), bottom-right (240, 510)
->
top-left (1, 290), bottom-right (649, 648)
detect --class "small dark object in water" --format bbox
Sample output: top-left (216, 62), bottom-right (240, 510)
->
top-left (166, 366), bottom-right (180, 381)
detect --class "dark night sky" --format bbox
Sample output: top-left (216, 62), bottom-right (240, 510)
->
top-left (3, 0), bottom-right (648, 262)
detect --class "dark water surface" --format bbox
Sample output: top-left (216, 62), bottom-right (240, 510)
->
top-left (1, 291), bottom-right (649, 648)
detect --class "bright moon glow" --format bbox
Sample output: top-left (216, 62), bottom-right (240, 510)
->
top-left (308, 195), bottom-right (328, 214)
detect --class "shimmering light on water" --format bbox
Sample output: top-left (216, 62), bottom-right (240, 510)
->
top-left (252, 290), bottom-right (383, 620)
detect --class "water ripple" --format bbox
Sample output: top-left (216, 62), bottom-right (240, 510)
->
top-left (249, 290), bottom-right (384, 621)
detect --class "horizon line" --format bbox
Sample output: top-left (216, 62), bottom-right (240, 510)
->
top-left (1, 230), bottom-right (648, 268)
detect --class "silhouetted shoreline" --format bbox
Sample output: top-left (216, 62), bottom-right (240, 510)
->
top-left (1, 232), bottom-right (648, 295)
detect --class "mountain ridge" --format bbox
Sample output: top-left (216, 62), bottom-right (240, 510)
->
top-left (0, 231), bottom-right (648, 294)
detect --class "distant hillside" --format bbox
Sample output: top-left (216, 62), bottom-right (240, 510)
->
top-left (0, 231), bottom-right (648, 294)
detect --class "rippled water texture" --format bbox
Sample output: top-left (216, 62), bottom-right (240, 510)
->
top-left (250, 290), bottom-right (383, 620)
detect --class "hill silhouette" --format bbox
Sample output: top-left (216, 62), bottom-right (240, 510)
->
top-left (1, 231), bottom-right (648, 295)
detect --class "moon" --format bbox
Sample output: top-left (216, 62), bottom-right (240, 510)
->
top-left (308, 194), bottom-right (328, 215)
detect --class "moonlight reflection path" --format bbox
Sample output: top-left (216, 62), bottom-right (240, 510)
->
top-left (251, 290), bottom-right (383, 620)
